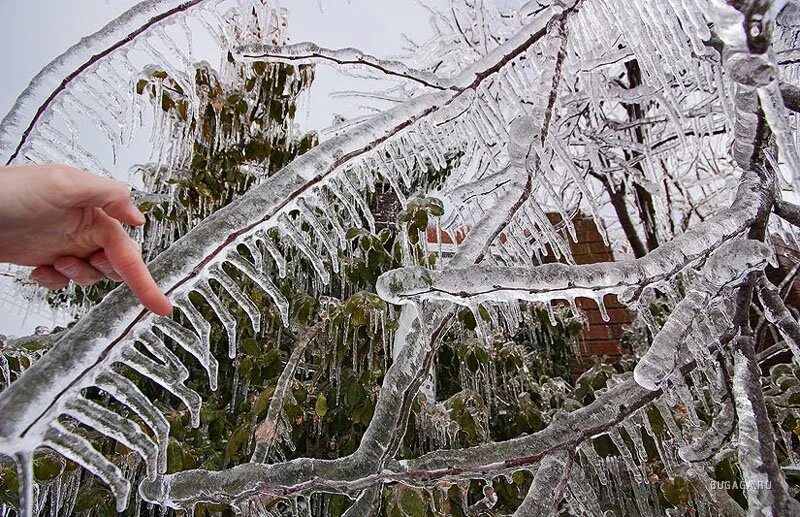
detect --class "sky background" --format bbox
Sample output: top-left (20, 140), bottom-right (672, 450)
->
top-left (0, 0), bottom-right (446, 336)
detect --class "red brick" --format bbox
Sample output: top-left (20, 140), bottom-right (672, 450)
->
top-left (583, 307), bottom-right (633, 325)
top-left (578, 340), bottom-right (623, 356)
top-left (575, 252), bottom-right (614, 265)
top-left (582, 323), bottom-right (626, 340)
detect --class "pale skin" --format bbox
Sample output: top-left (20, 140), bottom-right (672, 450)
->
top-left (0, 164), bottom-right (172, 316)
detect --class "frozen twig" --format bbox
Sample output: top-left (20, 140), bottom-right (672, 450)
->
top-left (634, 239), bottom-right (772, 391)
top-left (731, 336), bottom-right (800, 516)
top-left (377, 170), bottom-right (771, 307)
top-left (756, 273), bottom-right (800, 361)
top-left (236, 43), bottom-right (449, 90)
top-left (0, 0), bottom-right (210, 164)
top-left (250, 324), bottom-right (321, 463)
top-left (774, 199), bottom-right (800, 228)
top-left (513, 449), bottom-right (574, 516)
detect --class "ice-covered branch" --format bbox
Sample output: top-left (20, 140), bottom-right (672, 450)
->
top-left (513, 449), bottom-right (573, 516)
top-left (2, 0), bottom-right (576, 445)
top-left (140, 289), bottom-right (740, 506)
top-left (756, 273), bottom-right (800, 361)
top-left (731, 336), bottom-right (800, 516)
top-left (446, 166), bottom-right (517, 206)
top-left (0, 0), bottom-right (581, 454)
top-left (0, 0), bottom-right (211, 164)
top-left (251, 325), bottom-right (321, 464)
top-left (139, 16), bottom-right (581, 506)
top-left (779, 82), bottom-right (800, 113)
top-left (774, 199), bottom-right (800, 228)
top-left (139, 379), bottom-right (657, 504)
top-left (377, 170), bottom-right (772, 308)
top-left (633, 239), bottom-right (772, 391)
top-left (236, 43), bottom-right (449, 90)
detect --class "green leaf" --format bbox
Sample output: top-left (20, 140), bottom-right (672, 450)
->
top-left (347, 381), bottom-right (364, 406)
top-left (661, 476), bottom-right (691, 507)
top-left (225, 424), bottom-right (251, 461)
top-left (262, 348), bottom-right (282, 378)
top-left (33, 454), bottom-right (64, 482)
top-left (136, 79), bottom-right (148, 95)
top-left (315, 393), bottom-right (328, 417)
top-left (474, 346), bottom-right (491, 365)
top-left (346, 228), bottom-right (364, 240)
top-left (241, 338), bottom-right (262, 356)
top-left (166, 439), bottom-right (183, 474)
top-left (254, 386), bottom-right (276, 416)
top-left (400, 489), bottom-right (426, 515)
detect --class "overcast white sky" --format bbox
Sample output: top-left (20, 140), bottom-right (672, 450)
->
top-left (0, 0), bottom-right (443, 336)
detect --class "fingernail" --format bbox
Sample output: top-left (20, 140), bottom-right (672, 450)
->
top-left (59, 264), bottom-right (79, 276)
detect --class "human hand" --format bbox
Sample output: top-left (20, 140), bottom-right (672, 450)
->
top-left (0, 164), bottom-right (172, 316)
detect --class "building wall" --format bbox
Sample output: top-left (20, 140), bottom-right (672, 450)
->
top-left (553, 216), bottom-right (634, 377)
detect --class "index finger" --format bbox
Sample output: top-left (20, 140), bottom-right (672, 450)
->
top-left (94, 213), bottom-right (172, 316)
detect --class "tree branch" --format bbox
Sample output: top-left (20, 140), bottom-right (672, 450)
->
top-left (634, 239), bottom-right (771, 391)
top-left (513, 449), bottom-right (574, 516)
top-left (236, 43), bottom-right (449, 90)
top-left (756, 273), bottom-right (800, 361)
top-left (377, 170), bottom-right (771, 307)
top-left (1, 0), bottom-right (209, 165)
top-left (773, 199), bottom-right (800, 228)
top-left (731, 336), bottom-right (800, 516)
top-left (138, 287), bottom-right (742, 507)
top-left (251, 324), bottom-right (321, 463)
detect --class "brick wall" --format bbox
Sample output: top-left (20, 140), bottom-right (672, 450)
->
top-left (549, 216), bottom-right (633, 377)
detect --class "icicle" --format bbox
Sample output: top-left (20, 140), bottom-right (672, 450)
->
top-left (371, 154), bottom-right (407, 207)
top-left (210, 265), bottom-right (262, 333)
top-left (196, 280), bottom-right (238, 358)
top-left (580, 443), bottom-right (608, 486)
top-left (175, 297), bottom-right (211, 346)
top-left (14, 452), bottom-right (34, 517)
top-left (154, 317), bottom-right (218, 391)
top-left (297, 199), bottom-right (340, 273)
top-left (339, 172), bottom-right (376, 233)
top-left (62, 398), bottom-right (159, 478)
top-left (253, 230), bottom-right (288, 279)
top-left (278, 215), bottom-right (331, 285)
top-left (227, 252), bottom-right (290, 325)
top-left (241, 239), bottom-right (265, 272)
top-left (44, 422), bottom-right (131, 512)
top-left (325, 181), bottom-right (361, 228)
top-left (119, 346), bottom-right (202, 427)
top-left (567, 464), bottom-right (605, 516)
top-left (138, 329), bottom-right (188, 379)
top-left (759, 81), bottom-right (800, 187)
top-left (305, 195), bottom-right (347, 246)
top-left (621, 419), bottom-right (649, 466)
top-left (608, 430), bottom-right (643, 483)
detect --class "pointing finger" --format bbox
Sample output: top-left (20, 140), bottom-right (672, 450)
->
top-left (93, 213), bottom-right (172, 316)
